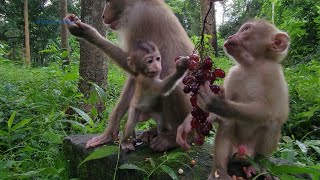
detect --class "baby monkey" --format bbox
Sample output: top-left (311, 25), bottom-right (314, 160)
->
top-left (121, 40), bottom-right (189, 151)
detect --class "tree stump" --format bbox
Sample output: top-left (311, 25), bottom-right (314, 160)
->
top-left (62, 134), bottom-right (214, 180)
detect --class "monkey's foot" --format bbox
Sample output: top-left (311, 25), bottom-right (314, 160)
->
top-left (121, 141), bottom-right (135, 151)
top-left (149, 134), bottom-right (178, 152)
top-left (85, 133), bottom-right (118, 149)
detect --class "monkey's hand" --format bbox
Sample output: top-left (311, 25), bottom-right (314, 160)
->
top-left (197, 81), bottom-right (226, 113)
top-left (175, 56), bottom-right (190, 73)
top-left (64, 14), bottom-right (99, 40)
top-left (176, 114), bottom-right (192, 150)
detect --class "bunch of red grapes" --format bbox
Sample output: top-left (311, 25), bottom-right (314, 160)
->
top-left (180, 52), bottom-right (225, 145)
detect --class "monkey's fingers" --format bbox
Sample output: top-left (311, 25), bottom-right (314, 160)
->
top-left (176, 126), bottom-right (191, 150)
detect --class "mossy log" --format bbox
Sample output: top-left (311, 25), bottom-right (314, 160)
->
top-left (62, 134), bottom-right (214, 180)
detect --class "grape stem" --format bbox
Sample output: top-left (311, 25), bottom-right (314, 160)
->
top-left (198, 0), bottom-right (213, 61)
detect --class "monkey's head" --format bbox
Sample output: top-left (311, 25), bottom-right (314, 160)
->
top-left (127, 40), bottom-right (162, 77)
top-left (224, 19), bottom-right (290, 63)
top-left (102, 0), bottom-right (127, 30)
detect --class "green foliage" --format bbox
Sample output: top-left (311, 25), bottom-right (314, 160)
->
top-left (119, 151), bottom-right (190, 179)
top-left (284, 60), bottom-right (320, 139)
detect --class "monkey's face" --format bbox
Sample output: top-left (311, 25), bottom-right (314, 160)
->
top-left (223, 21), bottom-right (271, 60)
top-left (102, 0), bottom-right (126, 30)
top-left (143, 52), bottom-right (162, 77)
top-left (224, 20), bottom-right (289, 62)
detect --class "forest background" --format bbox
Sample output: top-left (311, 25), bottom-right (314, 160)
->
top-left (0, 0), bottom-right (319, 179)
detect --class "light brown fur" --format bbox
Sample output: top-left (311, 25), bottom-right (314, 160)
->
top-left (177, 19), bottom-right (289, 179)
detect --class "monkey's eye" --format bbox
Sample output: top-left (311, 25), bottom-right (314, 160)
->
top-left (156, 57), bottom-right (161, 61)
top-left (147, 58), bottom-right (153, 64)
top-left (241, 25), bottom-right (251, 32)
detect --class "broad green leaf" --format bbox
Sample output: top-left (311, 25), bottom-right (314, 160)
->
top-left (11, 118), bottom-right (31, 131)
top-left (119, 164), bottom-right (148, 175)
top-left (295, 140), bottom-right (307, 154)
top-left (0, 161), bottom-right (15, 170)
top-left (42, 132), bottom-right (63, 144)
top-left (61, 50), bottom-right (69, 58)
top-left (160, 165), bottom-right (178, 180)
top-left (60, 120), bottom-right (85, 128)
top-left (79, 146), bottom-right (118, 167)
top-left (70, 107), bottom-right (94, 126)
top-left (63, 73), bottom-right (79, 81)
top-left (277, 174), bottom-right (302, 180)
top-left (282, 136), bottom-right (292, 143)
top-left (7, 111), bottom-right (17, 130)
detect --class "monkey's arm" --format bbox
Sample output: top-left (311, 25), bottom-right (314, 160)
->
top-left (64, 15), bottom-right (135, 75)
top-left (198, 83), bottom-right (269, 123)
top-left (158, 57), bottom-right (189, 95)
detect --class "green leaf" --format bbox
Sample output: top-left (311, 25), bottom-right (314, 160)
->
top-left (42, 132), bottom-right (63, 144)
top-left (270, 165), bottom-right (320, 176)
top-left (119, 164), bottom-right (148, 175)
top-left (277, 174), bottom-right (302, 180)
top-left (0, 130), bottom-right (9, 136)
top-left (61, 50), bottom-right (69, 58)
top-left (89, 82), bottom-right (106, 99)
top-left (7, 111), bottom-right (17, 130)
top-left (295, 140), bottom-right (307, 154)
top-left (160, 165), bottom-right (178, 180)
top-left (11, 118), bottom-right (31, 131)
top-left (0, 161), bottom-right (15, 170)
top-left (70, 107), bottom-right (94, 126)
top-left (282, 136), bottom-right (292, 143)
top-left (79, 146), bottom-right (118, 167)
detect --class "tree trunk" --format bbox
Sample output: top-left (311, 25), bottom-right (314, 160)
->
top-left (60, 0), bottom-right (70, 67)
top-left (201, 0), bottom-right (219, 57)
top-left (79, 0), bottom-right (108, 112)
top-left (24, 0), bottom-right (31, 65)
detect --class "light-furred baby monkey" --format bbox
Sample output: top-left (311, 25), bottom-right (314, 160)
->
top-left (122, 40), bottom-right (189, 151)
top-left (177, 19), bottom-right (290, 180)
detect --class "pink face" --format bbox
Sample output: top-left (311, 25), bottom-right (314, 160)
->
top-left (223, 23), bottom-right (255, 57)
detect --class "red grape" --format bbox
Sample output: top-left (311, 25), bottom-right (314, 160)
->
top-left (210, 84), bottom-right (220, 94)
top-left (214, 68), bottom-right (225, 78)
top-left (190, 94), bottom-right (197, 107)
top-left (188, 60), bottom-right (198, 71)
top-left (203, 57), bottom-right (213, 70)
top-left (190, 53), bottom-right (200, 62)
top-left (179, 52), bottom-right (225, 146)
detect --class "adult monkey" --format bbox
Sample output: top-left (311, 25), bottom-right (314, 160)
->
top-left (65, 0), bottom-right (196, 152)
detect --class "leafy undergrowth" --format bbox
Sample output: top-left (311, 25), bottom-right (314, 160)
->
top-left (0, 59), bottom-right (125, 179)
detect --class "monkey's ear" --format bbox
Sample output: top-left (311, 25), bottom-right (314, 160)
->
top-left (127, 57), bottom-right (136, 72)
top-left (270, 33), bottom-right (289, 52)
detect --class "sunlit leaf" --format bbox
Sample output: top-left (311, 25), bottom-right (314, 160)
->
top-left (12, 118), bottom-right (31, 131)
top-left (295, 140), bottom-right (308, 154)
top-left (70, 106), bottom-right (94, 126)
top-left (7, 111), bottom-right (17, 130)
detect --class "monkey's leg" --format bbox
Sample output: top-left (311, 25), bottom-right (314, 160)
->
top-left (150, 89), bottom-right (190, 152)
top-left (208, 124), bottom-right (234, 180)
top-left (121, 107), bottom-right (140, 151)
top-left (86, 76), bottom-right (135, 148)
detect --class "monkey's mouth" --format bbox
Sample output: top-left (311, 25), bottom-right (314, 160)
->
top-left (224, 41), bottom-right (238, 48)
top-left (147, 72), bottom-right (160, 77)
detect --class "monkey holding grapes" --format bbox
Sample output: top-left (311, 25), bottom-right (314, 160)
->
top-left (177, 19), bottom-right (290, 180)
top-left (120, 40), bottom-right (189, 151)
